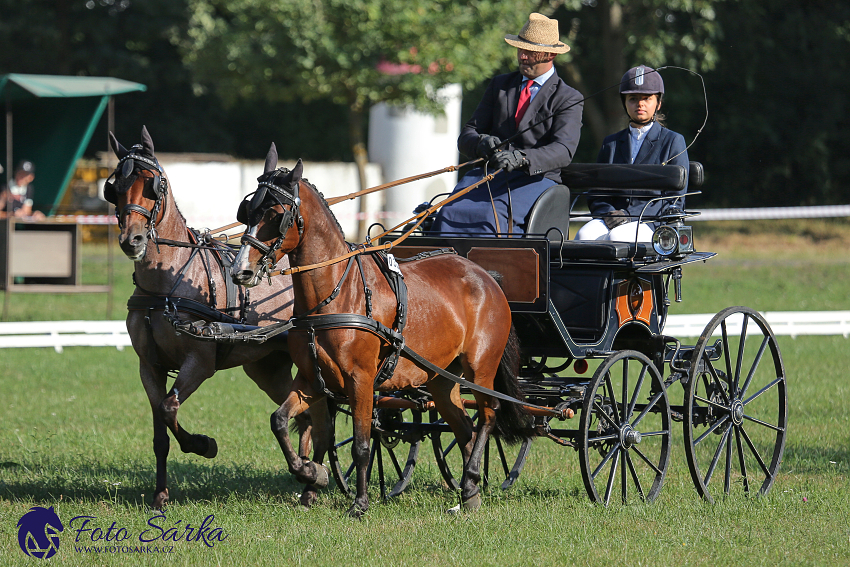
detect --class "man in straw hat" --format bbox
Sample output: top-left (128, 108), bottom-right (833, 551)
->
top-left (431, 12), bottom-right (583, 235)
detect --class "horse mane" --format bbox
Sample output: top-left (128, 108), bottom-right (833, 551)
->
top-left (305, 179), bottom-right (346, 241)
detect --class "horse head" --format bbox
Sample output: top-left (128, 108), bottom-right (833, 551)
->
top-left (106, 126), bottom-right (171, 261)
top-left (232, 144), bottom-right (305, 287)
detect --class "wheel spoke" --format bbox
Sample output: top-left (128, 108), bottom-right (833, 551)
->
top-left (704, 423), bottom-right (732, 486)
top-left (604, 450), bottom-right (620, 506)
top-left (335, 435), bottom-right (354, 450)
top-left (626, 365), bottom-right (648, 419)
top-left (743, 377), bottom-right (784, 406)
top-left (593, 400), bottom-right (620, 430)
top-left (591, 442), bottom-right (621, 481)
top-left (625, 451), bottom-right (646, 501)
top-left (739, 335), bottom-right (770, 398)
top-left (638, 430), bottom-right (669, 438)
top-left (694, 414), bottom-right (730, 446)
top-left (735, 426), bottom-right (750, 493)
top-left (631, 390), bottom-right (664, 428)
top-left (621, 447), bottom-right (628, 504)
top-left (742, 413), bottom-right (784, 433)
top-left (694, 394), bottom-right (729, 412)
top-left (724, 420), bottom-right (733, 494)
top-left (604, 374), bottom-right (622, 425)
top-left (707, 359), bottom-right (732, 406)
top-left (441, 437), bottom-right (458, 460)
top-left (734, 314), bottom-right (750, 393)
top-left (386, 445), bottom-right (404, 478)
top-left (622, 358), bottom-right (630, 418)
top-left (738, 424), bottom-right (772, 477)
top-left (721, 319), bottom-right (733, 384)
top-left (588, 433), bottom-right (620, 444)
top-left (496, 437), bottom-right (510, 478)
top-left (631, 446), bottom-right (664, 475)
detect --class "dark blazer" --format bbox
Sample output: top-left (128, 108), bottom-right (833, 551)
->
top-left (457, 70), bottom-right (583, 183)
top-left (590, 121), bottom-right (689, 221)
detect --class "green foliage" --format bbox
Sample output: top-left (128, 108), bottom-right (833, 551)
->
top-left (183, 0), bottom-right (536, 114)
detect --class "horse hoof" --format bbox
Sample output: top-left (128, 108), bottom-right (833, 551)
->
top-left (312, 463), bottom-right (329, 489)
top-left (299, 486), bottom-right (319, 508)
top-left (346, 504), bottom-right (365, 520)
top-left (152, 489), bottom-right (169, 510)
top-left (202, 436), bottom-right (218, 459)
top-left (461, 492), bottom-right (482, 511)
top-left (445, 504), bottom-right (462, 515)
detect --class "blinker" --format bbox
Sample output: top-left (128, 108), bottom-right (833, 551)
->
top-left (121, 159), bottom-right (135, 178)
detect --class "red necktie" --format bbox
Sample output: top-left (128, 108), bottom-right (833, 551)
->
top-left (515, 80), bottom-right (533, 127)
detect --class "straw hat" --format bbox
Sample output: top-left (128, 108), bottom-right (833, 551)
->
top-left (504, 13), bottom-right (569, 54)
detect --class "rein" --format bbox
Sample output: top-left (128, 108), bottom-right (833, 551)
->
top-left (258, 166), bottom-right (502, 277)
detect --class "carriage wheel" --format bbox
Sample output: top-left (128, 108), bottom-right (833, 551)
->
top-left (327, 402), bottom-right (423, 499)
top-left (684, 306), bottom-right (787, 503)
top-left (430, 408), bottom-right (532, 491)
top-left (579, 350), bottom-right (672, 506)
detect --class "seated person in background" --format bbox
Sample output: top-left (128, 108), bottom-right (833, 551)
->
top-left (0, 160), bottom-right (45, 220)
top-left (430, 13), bottom-right (583, 236)
top-left (575, 65), bottom-right (688, 241)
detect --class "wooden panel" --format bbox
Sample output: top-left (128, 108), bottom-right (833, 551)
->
top-left (467, 247), bottom-right (539, 303)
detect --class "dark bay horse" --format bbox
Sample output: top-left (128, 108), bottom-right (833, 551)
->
top-left (108, 128), bottom-right (325, 509)
top-left (231, 146), bottom-right (529, 517)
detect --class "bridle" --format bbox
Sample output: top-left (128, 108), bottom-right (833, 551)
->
top-left (237, 167), bottom-right (304, 281)
top-left (104, 145), bottom-right (169, 240)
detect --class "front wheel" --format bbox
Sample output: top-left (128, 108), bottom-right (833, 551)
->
top-left (579, 350), bottom-right (672, 505)
top-left (683, 306), bottom-right (787, 503)
top-left (328, 402), bottom-right (423, 499)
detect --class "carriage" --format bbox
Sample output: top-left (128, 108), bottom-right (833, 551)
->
top-left (107, 128), bottom-right (786, 511)
top-left (322, 160), bottom-right (787, 506)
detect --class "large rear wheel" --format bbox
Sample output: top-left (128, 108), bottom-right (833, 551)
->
top-left (684, 306), bottom-right (787, 503)
top-left (579, 350), bottom-right (672, 505)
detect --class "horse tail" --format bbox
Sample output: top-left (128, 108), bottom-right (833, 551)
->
top-left (492, 321), bottom-right (533, 444)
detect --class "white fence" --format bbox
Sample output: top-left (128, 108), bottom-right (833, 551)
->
top-left (1, 312), bottom-right (848, 351)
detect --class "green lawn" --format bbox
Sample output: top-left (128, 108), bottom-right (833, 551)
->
top-left (1, 220), bottom-right (848, 565)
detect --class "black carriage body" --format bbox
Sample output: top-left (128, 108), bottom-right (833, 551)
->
top-left (385, 234), bottom-right (712, 363)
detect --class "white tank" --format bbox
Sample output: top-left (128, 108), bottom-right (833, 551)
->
top-left (368, 84), bottom-right (462, 229)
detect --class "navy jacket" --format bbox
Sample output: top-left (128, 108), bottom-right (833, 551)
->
top-left (458, 70), bottom-right (583, 183)
top-left (590, 122), bottom-right (689, 222)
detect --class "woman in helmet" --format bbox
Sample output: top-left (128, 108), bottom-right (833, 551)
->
top-left (575, 65), bottom-right (689, 241)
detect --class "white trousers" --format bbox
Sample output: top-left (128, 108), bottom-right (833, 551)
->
top-left (574, 218), bottom-right (655, 242)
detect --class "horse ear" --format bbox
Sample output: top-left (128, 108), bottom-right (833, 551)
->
top-left (109, 132), bottom-right (129, 159)
top-left (292, 158), bottom-right (303, 182)
top-left (140, 125), bottom-right (155, 156)
top-left (263, 143), bottom-right (278, 173)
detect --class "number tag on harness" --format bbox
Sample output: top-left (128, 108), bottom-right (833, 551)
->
top-left (386, 254), bottom-right (402, 276)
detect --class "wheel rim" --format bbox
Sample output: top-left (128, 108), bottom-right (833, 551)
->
top-left (328, 403), bottom-right (422, 499)
top-left (430, 408), bottom-right (532, 491)
top-left (684, 306), bottom-right (787, 503)
top-left (579, 350), bottom-right (671, 506)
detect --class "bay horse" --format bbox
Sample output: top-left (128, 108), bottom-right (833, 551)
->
top-left (231, 145), bottom-right (530, 517)
top-left (108, 127), bottom-right (327, 509)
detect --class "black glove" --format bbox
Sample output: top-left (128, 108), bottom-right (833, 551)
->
top-left (603, 209), bottom-right (630, 230)
top-left (489, 149), bottom-right (528, 172)
top-left (475, 135), bottom-right (502, 159)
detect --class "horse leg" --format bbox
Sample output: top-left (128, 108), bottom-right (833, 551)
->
top-left (243, 354), bottom-right (314, 457)
top-left (298, 400), bottom-right (332, 508)
top-left (269, 372), bottom-right (330, 494)
top-left (459, 391), bottom-right (500, 511)
top-left (427, 375), bottom-right (476, 470)
top-left (139, 362), bottom-right (172, 509)
top-left (158, 357), bottom-right (218, 458)
top-left (345, 379), bottom-right (375, 519)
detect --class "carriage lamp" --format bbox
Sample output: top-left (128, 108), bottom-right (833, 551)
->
top-left (652, 224), bottom-right (694, 256)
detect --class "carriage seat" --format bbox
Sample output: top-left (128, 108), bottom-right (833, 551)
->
top-left (549, 239), bottom-right (656, 261)
top-left (525, 184), bottom-right (570, 237)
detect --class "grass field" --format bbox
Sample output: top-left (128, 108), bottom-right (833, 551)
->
top-left (1, 220), bottom-right (849, 565)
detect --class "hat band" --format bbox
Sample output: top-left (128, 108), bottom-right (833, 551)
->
top-left (517, 35), bottom-right (563, 49)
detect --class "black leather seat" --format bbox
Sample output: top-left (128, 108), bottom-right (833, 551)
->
top-left (525, 184), bottom-right (571, 237)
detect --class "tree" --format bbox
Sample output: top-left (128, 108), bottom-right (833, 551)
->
top-left (541, 0), bottom-right (725, 157)
top-left (181, 0), bottom-right (538, 199)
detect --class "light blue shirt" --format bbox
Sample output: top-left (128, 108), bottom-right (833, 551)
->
top-left (522, 65), bottom-right (556, 103)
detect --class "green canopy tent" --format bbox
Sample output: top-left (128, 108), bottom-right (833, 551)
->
top-left (1, 74), bottom-right (146, 215)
